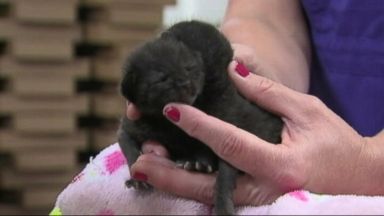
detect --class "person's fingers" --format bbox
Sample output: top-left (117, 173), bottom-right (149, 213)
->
top-left (231, 43), bottom-right (282, 83)
top-left (162, 104), bottom-right (288, 177)
top-left (141, 140), bottom-right (170, 158)
top-left (126, 101), bottom-right (141, 120)
top-left (131, 154), bottom-right (282, 206)
top-left (233, 175), bottom-right (283, 206)
top-left (228, 60), bottom-right (310, 121)
top-left (131, 154), bottom-right (216, 204)
top-left (231, 43), bottom-right (260, 74)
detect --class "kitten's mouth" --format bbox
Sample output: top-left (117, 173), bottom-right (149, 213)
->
top-left (161, 87), bottom-right (198, 106)
top-left (179, 84), bottom-right (200, 104)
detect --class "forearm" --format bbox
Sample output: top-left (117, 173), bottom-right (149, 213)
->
top-left (220, 0), bottom-right (311, 92)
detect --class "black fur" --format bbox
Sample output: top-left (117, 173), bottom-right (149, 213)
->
top-left (118, 20), bottom-right (283, 215)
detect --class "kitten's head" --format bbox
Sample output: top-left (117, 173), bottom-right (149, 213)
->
top-left (121, 38), bottom-right (205, 116)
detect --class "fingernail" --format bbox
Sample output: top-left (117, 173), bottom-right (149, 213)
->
top-left (235, 62), bottom-right (250, 77)
top-left (132, 172), bottom-right (148, 181)
top-left (164, 106), bottom-right (180, 122)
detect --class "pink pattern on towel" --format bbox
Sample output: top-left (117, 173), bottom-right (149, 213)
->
top-left (289, 190), bottom-right (309, 202)
top-left (104, 150), bottom-right (127, 174)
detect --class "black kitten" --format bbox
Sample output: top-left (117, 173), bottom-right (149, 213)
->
top-left (119, 20), bottom-right (283, 215)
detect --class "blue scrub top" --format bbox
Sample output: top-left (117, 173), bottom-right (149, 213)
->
top-left (302, 0), bottom-right (384, 136)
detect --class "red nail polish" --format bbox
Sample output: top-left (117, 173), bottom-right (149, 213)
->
top-left (235, 62), bottom-right (250, 77)
top-left (132, 172), bottom-right (148, 181)
top-left (164, 106), bottom-right (180, 122)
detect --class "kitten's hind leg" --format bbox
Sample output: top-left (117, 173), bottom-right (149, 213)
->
top-left (118, 121), bottom-right (152, 190)
top-left (214, 160), bottom-right (237, 215)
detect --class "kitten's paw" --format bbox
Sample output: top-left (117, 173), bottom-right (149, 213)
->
top-left (176, 160), bottom-right (214, 173)
top-left (125, 179), bottom-right (152, 190)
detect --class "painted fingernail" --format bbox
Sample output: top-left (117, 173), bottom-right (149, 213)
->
top-left (132, 172), bottom-right (148, 181)
top-left (164, 106), bottom-right (180, 122)
top-left (235, 62), bottom-right (250, 77)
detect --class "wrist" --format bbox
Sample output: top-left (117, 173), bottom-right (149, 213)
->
top-left (356, 133), bottom-right (384, 194)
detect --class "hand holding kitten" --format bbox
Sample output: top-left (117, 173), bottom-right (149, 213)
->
top-left (127, 60), bottom-right (381, 206)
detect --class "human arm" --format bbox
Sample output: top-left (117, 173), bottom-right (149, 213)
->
top-left (220, 0), bottom-right (311, 92)
top-left (129, 61), bottom-right (384, 206)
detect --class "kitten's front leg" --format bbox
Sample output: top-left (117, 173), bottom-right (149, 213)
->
top-left (118, 121), bottom-right (152, 190)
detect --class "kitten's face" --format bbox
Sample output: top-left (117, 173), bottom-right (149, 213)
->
top-left (121, 38), bottom-right (205, 116)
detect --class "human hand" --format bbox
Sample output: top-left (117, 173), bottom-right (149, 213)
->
top-left (231, 43), bottom-right (309, 92)
top-left (129, 61), bottom-right (373, 206)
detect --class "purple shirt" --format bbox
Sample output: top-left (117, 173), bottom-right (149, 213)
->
top-left (301, 0), bottom-right (384, 136)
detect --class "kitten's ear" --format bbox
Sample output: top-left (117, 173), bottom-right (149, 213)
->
top-left (120, 62), bottom-right (137, 103)
top-left (160, 30), bottom-right (176, 40)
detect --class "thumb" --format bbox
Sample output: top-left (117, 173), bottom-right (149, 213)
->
top-left (228, 61), bottom-right (309, 121)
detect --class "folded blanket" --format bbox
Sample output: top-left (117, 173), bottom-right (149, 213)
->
top-left (51, 143), bottom-right (384, 215)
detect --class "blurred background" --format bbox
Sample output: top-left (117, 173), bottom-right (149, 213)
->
top-left (0, 0), bottom-right (227, 214)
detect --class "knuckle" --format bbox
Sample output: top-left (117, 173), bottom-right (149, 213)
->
top-left (152, 169), bottom-right (176, 191)
top-left (277, 153), bottom-right (307, 190)
top-left (256, 77), bottom-right (275, 95)
top-left (185, 117), bottom-right (203, 138)
top-left (301, 95), bottom-right (325, 117)
top-left (218, 130), bottom-right (244, 158)
top-left (306, 95), bottom-right (323, 108)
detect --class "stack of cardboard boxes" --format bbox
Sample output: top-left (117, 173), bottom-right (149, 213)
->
top-left (0, 0), bottom-right (88, 212)
top-left (0, 0), bottom-right (174, 213)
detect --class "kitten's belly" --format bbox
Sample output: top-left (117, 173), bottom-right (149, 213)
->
top-left (142, 123), bottom-right (214, 161)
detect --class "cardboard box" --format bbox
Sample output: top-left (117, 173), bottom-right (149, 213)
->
top-left (11, 38), bottom-right (73, 62)
top-left (0, 18), bottom-right (81, 41)
top-left (86, 4), bottom-right (164, 28)
top-left (92, 128), bottom-right (118, 150)
top-left (111, 9), bottom-right (163, 28)
top-left (83, 0), bottom-right (175, 7)
top-left (0, 21), bottom-right (80, 61)
top-left (93, 93), bottom-right (125, 118)
top-left (85, 21), bottom-right (157, 44)
top-left (11, 72), bottom-right (75, 96)
top-left (94, 56), bottom-right (123, 82)
top-left (14, 148), bottom-right (77, 171)
top-left (0, 56), bottom-right (90, 79)
top-left (12, 22), bottom-right (81, 41)
top-left (13, 0), bottom-right (78, 25)
top-left (0, 204), bottom-right (31, 215)
top-left (0, 93), bottom-right (89, 114)
top-left (23, 186), bottom-right (64, 209)
top-left (0, 18), bottom-right (12, 39)
top-left (110, 0), bottom-right (175, 7)
top-left (14, 112), bottom-right (77, 134)
top-left (0, 167), bottom-right (79, 189)
top-left (0, 130), bottom-right (87, 152)
top-left (93, 47), bottom-right (131, 81)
